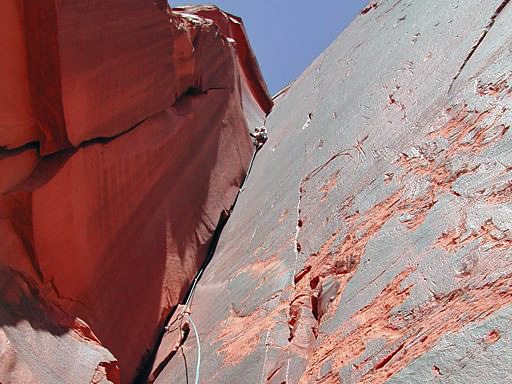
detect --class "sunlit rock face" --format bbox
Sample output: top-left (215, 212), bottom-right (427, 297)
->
top-left (153, 1), bottom-right (512, 383)
top-left (0, 2), bottom-right (270, 383)
top-left (4, 0), bottom-right (512, 383)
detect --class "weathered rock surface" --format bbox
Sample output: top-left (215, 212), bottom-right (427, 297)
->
top-left (155, 0), bottom-right (512, 383)
top-left (0, 0), bottom-right (37, 150)
top-left (0, 3), bottom-right (270, 383)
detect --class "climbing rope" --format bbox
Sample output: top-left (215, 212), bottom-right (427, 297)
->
top-left (188, 315), bottom-right (201, 384)
top-left (158, 128), bottom-right (267, 383)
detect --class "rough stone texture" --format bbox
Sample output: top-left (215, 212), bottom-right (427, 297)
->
top-left (0, 268), bottom-right (119, 384)
top-left (173, 6), bottom-right (273, 115)
top-left (1, 1), bottom-right (273, 155)
top-left (155, 0), bottom-right (512, 383)
top-left (0, 4), bottom-right (270, 383)
top-left (0, 0), bottom-right (37, 149)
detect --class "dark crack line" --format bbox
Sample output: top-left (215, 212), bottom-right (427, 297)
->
top-left (135, 138), bottom-right (264, 383)
top-left (147, 325), bottom-right (190, 383)
top-left (81, 86), bottom-right (230, 149)
top-left (448, 0), bottom-right (511, 93)
top-left (4, 86), bottom-right (230, 161)
top-left (0, 140), bottom-right (40, 158)
top-left (181, 348), bottom-right (190, 384)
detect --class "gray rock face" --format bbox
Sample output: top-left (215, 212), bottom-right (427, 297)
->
top-left (155, 0), bottom-right (512, 382)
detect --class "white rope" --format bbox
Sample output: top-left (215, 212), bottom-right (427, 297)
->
top-left (188, 315), bottom-right (201, 384)
top-left (163, 142), bottom-right (265, 383)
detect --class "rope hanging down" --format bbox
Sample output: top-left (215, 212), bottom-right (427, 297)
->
top-left (153, 126), bottom-right (268, 383)
top-left (188, 315), bottom-right (201, 384)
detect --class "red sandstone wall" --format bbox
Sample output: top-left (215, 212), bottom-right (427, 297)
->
top-left (0, 0), bottom-right (37, 149)
top-left (0, 3), bottom-right (271, 383)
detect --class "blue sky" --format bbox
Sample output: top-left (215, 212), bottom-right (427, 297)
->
top-left (171, 1), bottom-right (369, 95)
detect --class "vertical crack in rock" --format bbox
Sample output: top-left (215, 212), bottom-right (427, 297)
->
top-left (292, 134), bottom-right (311, 284)
top-left (288, 134), bottom-right (374, 352)
top-left (2, 3), bottom-right (277, 383)
top-left (133, 1), bottom-right (512, 382)
top-left (9, 0), bottom-right (512, 382)
top-left (137, 140), bottom-right (265, 383)
top-left (292, 186), bottom-right (304, 285)
top-left (205, 91), bottom-right (512, 379)
top-left (147, 318), bottom-right (190, 383)
top-left (448, 0), bottom-right (511, 93)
